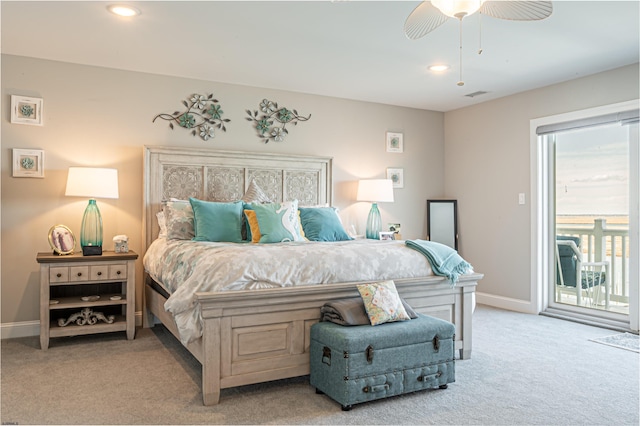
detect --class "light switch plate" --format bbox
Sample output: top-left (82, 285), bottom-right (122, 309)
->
top-left (519, 193), bottom-right (526, 205)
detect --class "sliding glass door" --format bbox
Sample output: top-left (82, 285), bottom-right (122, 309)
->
top-left (552, 124), bottom-right (631, 316)
top-left (535, 103), bottom-right (639, 330)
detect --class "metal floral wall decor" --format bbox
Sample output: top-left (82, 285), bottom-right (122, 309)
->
top-left (153, 93), bottom-right (230, 141)
top-left (245, 99), bottom-right (310, 143)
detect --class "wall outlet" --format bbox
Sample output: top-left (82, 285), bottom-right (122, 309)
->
top-left (518, 193), bottom-right (526, 205)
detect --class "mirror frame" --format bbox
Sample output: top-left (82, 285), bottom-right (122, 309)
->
top-left (48, 224), bottom-right (76, 255)
top-left (426, 199), bottom-right (458, 251)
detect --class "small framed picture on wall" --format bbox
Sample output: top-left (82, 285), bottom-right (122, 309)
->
top-left (11, 95), bottom-right (44, 126)
top-left (386, 132), bottom-right (403, 153)
top-left (12, 148), bottom-right (45, 178)
top-left (386, 167), bottom-right (404, 188)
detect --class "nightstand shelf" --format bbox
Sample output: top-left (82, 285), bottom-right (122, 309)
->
top-left (49, 315), bottom-right (127, 337)
top-left (37, 250), bottom-right (138, 350)
top-left (49, 294), bottom-right (128, 309)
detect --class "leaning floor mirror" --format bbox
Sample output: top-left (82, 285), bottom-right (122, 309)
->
top-left (426, 200), bottom-right (458, 251)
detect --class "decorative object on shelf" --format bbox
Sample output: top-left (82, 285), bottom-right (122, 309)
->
top-left (153, 93), bottom-right (230, 141)
top-left (65, 167), bottom-right (119, 256)
top-left (386, 132), bottom-right (403, 153)
top-left (12, 148), bottom-right (45, 178)
top-left (388, 223), bottom-right (402, 240)
top-left (357, 179), bottom-right (394, 239)
top-left (245, 99), bottom-right (311, 143)
top-left (81, 295), bottom-right (100, 302)
top-left (113, 235), bottom-right (129, 253)
top-left (57, 308), bottom-right (115, 327)
top-left (11, 95), bottom-right (44, 125)
top-left (379, 231), bottom-right (395, 241)
top-left (386, 168), bottom-right (404, 188)
top-left (48, 224), bottom-right (76, 255)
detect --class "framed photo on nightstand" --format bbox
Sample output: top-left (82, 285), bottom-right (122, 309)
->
top-left (48, 224), bottom-right (76, 255)
top-left (379, 231), bottom-right (395, 241)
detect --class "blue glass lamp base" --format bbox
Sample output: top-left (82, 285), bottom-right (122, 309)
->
top-left (80, 199), bottom-right (104, 256)
top-left (365, 203), bottom-right (382, 239)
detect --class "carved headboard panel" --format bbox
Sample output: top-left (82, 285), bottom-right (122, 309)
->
top-left (144, 146), bottom-right (333, 250)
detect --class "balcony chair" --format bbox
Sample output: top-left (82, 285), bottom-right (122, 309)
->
top-left (556, 236), bottom-right (610, 309)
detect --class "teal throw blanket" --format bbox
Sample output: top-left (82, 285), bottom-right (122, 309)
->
top-left (405, 239), bottom-right (472, 285)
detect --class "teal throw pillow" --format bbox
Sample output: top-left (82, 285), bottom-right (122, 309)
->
top-left (251, 200), bottom-right (304, 243)
top-left (299, 207), bottom-right (352, 242)
top-left (189, 198), bottom-right (243, 243)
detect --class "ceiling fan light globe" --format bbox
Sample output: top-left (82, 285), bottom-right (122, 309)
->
top-left (431, 0), bottom-right (484, 19)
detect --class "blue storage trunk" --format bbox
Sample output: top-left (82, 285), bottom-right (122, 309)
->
top-left (310, 313), bottom-right (455, 410)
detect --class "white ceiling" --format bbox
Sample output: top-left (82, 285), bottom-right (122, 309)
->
top-left (2, 1), bottom-right (639, 112)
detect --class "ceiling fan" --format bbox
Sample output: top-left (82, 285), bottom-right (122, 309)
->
top-left (404, 1), bottom-right (553, 86)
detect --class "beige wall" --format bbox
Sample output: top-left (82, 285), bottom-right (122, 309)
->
top-left (1, 54), bottom-right (445, 330)
top-left (444, 63), bottom-right (639, 306)
top-left (3, 53), bottom-right (638, 333)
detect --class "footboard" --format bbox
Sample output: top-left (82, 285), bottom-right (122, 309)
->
top-left (183, 273), bottom-right (481, 405)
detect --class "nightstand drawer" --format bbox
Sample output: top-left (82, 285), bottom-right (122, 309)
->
top-left (90, 265), bottom-right (109, 280)
top-left (50, 267), bottom-right (69, 283)
top-left (69, 266), bottom-right (90, 282)
top-left (108, 264), bottom-right (127, 280)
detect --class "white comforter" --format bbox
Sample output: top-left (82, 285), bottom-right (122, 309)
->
top-left (144, 238), bottom-right (434, 344)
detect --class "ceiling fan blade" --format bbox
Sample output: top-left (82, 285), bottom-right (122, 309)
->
top-left (404, 1), bottom-right (449, 40)
top-left (480, 1), bottom-right (553, 21)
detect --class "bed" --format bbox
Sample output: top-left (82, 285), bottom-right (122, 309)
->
top-left (142, 146), bottom-right (483, 405)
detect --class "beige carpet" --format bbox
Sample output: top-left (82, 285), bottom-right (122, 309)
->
top-left (1, 305), bottom-right (639, 425)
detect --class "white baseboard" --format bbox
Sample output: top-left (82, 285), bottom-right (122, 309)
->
top-left (1, 320), bottom-right (40, 339)
top-left (476, 292), bottom-right (539, 314)
top-left (1, 312), bottom-right (144, 340)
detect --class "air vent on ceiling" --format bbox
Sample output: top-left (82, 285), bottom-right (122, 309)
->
top-left (465, 91), bottom-right (488, 98)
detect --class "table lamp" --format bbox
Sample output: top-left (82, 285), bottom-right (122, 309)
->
top-left (357, 179), bottom-right (394, 239)
top-left (65, 167), bottom-right (119, 255)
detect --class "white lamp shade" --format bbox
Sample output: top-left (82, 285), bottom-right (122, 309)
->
top-left (356, 179), bottom-right (394, 203)
top-left (65, 167), bottom-right (119, 199)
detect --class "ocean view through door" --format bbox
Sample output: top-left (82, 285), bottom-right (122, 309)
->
top-left (553, 123), bottom-right (631, 317)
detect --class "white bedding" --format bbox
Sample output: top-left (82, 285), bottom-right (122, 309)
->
top-left (144, 238), bottom-right (434, 344)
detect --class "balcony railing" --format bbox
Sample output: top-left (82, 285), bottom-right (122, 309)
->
top-left (557, 218), bottom-right (629, 309)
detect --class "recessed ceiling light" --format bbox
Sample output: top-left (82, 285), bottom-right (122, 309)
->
top-left (107, 5), bottom-right (141, 17)
top-left (428, 65), bottom-right (450, 72)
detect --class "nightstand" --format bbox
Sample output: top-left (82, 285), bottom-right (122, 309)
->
top-left (36, 250), bottom-right (138, 350)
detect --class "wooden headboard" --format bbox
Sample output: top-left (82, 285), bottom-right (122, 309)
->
top-left (143, 146), bottom-right (333, 250)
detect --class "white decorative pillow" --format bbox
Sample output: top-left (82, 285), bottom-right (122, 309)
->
top-left (357, 280), bottom-right (411, 326)
top-left (242, 179), bottom-right (272, 203)
top-left (162, 199), bottom-right (195, 240)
